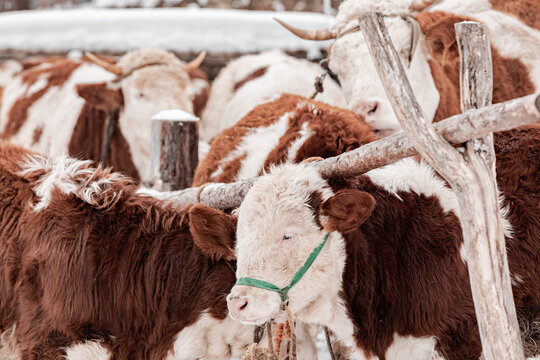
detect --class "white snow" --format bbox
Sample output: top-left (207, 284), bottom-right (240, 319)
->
top-left (152, 109), bottom-right (199, 122)
top-left (0, 8), bottom-right (332, 58)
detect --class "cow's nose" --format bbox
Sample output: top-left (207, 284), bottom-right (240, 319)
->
top-left (356, 99), bottom-right (380, 118)
top-left (227, 295), bottom-right (250, 315)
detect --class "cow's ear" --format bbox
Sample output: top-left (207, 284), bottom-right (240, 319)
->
top-left (76, 82), bottom-right (123, 110)
top-left (322, 190), bottom-right (375, 234)
top-left (188, 204), bottom-right (237, 261)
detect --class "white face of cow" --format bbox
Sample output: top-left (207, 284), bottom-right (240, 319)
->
top-left (80, 49), bottom-right (204, 182)
top-left (328, 16), bottom-right (440, 137)
top-left (228, 164), bottom-right (375, 328)
top-left (118, 64), bottom-right (194, 179)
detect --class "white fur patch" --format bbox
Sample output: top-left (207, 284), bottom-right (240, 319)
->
top-left (287, 121), bottom-right (315, 162)
top-left (367, 158), bottom-right (459, 215)
top-left (0, 326), bottom-right (20, 360)
top-left (64, 341), bottom-right (111, 360)
top-left (166, 311), bottom-right (254, 360)
top-left (385, 334), bottom-right (445, 360)
top-left (211, 110), bottom-right (292, 181)
top-left (19, 153), bottom-right (126, 211)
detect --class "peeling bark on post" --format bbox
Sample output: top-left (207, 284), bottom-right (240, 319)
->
top-left (455, 21), bottom-right (524, 359)
top-left (151, 110), bottom-right (199, 191)
top-left (357, 12), bottom-right (523, 359)
top-left (157, 93), bottom-right (540, 209)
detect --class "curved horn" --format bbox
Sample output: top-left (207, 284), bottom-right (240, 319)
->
top-left (85, 52), bottom-right (123, 76)
top-left (411, 0), bottom-right (437, 11)
top-left (183, 51), bottom-right (207, 72)
top-left (274, 18), bottom-right (335, 41)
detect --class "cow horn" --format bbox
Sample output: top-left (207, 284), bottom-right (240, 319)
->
top-left (411, 0), bottom-right (437, 11)
top-left (183, 51), bottom-right (207, 72)
top-left (85, 52), bottom-right (123, 76)
top-left (274, 18), bottom-right (335, 41)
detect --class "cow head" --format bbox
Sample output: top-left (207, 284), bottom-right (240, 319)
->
top-left (226, 163), bottom-right (375, 325)
top-left (76, 49), bottom-right (209, 182)
top-left (276, 0), bottom-right (440, 137)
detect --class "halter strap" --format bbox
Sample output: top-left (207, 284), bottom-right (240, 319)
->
top-left (235, 233), bottom-right (329, 302)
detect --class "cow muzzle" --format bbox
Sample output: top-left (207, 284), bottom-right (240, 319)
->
top-left (227, 285), bottom-right (281, 325)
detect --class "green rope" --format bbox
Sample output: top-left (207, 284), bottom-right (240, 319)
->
top-left (236, 233), bottom-right (330, 302)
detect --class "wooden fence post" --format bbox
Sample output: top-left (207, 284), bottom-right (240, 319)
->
top-left (357, 12), bottom-right (524, 359)
top-left (455, 21), bottom-right (524, 358)
top-left (150, 109), bottom-right (199, 191)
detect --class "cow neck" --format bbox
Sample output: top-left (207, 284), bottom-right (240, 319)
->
top-left (236, 233), bottom-right (330, 302)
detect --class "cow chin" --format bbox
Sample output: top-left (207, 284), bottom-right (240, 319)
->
top-left (227, 285), bottom-right (282, 325)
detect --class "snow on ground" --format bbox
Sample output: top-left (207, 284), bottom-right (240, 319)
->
top-left (0, 8), bottom-right (332, 58)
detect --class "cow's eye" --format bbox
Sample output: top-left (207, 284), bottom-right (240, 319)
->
top-left (283, 234), bottom-right (294, 240)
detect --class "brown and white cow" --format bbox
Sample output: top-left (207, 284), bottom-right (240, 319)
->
top-left (193, 93), bottom-right (377, 186)
top-left (200, 50), bottom-right (347, 142)
top-left (277, 0), bottom-right (540, 137)
top-left (219, 128), bottom-right (540, 359)
top-left (0, 142), bottom-right (254, 359)
top-left (0, 48), bottom-right (210, 184)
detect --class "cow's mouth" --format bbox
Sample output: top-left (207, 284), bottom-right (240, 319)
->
top-left (374, 128), bottom-right (399, 138)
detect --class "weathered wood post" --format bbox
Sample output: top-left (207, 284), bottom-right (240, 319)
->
top-left (455, 21), bottom-right (524, 358)
top-left (357, 12), bottom-right (524, 359)
top-left (151, 109), bottom-right (199, 191)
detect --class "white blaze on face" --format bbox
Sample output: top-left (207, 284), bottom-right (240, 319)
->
top-left (328, 16), bottom-right (439, 136)
top-left (227, 164), bottom-right (347, 326)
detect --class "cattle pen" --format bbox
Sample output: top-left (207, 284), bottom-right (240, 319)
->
top-left (148, 13), bottom-right (540, 360)
top-left (1, 3), bottom-right (540, 359)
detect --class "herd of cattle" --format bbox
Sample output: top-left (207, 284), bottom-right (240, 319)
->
top-left (0, 0), bottom-right (539, 359)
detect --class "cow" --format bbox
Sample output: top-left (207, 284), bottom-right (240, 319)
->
top-left (0, 141), bottom-right (256, 360)
top-left (276, 0), bottom-right (540, 137)
top-left (194, 93), bottom-right (377, 186)
top-left (0, 48), bottom-right (210, 184)
top-left (218, 128), bottom-right (540, 359)
top-left (199, 50), bottom-right (347, 142)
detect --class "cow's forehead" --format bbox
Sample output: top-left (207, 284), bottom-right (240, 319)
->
top-left (117, 48), bottom-right (184, 74)
top-left (238, 164), bottom-right (332, 229)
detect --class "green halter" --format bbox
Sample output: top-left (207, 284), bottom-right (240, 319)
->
top-left (235, 233), bottom-right (330, 302)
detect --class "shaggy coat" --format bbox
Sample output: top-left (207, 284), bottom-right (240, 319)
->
top-left (0, 142), bottom-right (251, 360)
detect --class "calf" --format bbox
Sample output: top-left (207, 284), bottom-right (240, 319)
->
top-left (200, 50), bottom-right (346, 142)
top-left (194, 94), bottom-right (377, 186)
top-left (0, 142), bottom-right (254, 360)
top-left (0, 49), bottom-right (210, 184)
top-left (222, 128), bottom-right (540, 359)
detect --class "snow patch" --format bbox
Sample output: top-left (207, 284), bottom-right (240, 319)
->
top-left (0, 8), bottom-right (332, 58)
top-left (152, 109), bottom-right (199, 122)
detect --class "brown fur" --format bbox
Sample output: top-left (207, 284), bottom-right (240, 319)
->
top-left (1, 60), bottom-right (80, 138)
top-left (416, 12), bottom-right (536, 122)
top-left (233, 66), bottom-right (269, 92)
top-left (490, 0), bottom-right (540, 29)
top-left (192, 94), bottom-right (377, 186)
top-left (31, 128), bottom-right (42, 146)
top-left (315, 128), bottom-right (540, 359)
top-left (68, 102), bottom-right (139, 181)
top-left (188, 68), bottom-right (210, 117)
top-left (0, 143), bottom-right (245, 359)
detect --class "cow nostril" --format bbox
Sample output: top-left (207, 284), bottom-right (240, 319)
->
top-left (368, 103), bottom-right (378, 115)
top-left (239, 300), bottom-right (248, 311)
